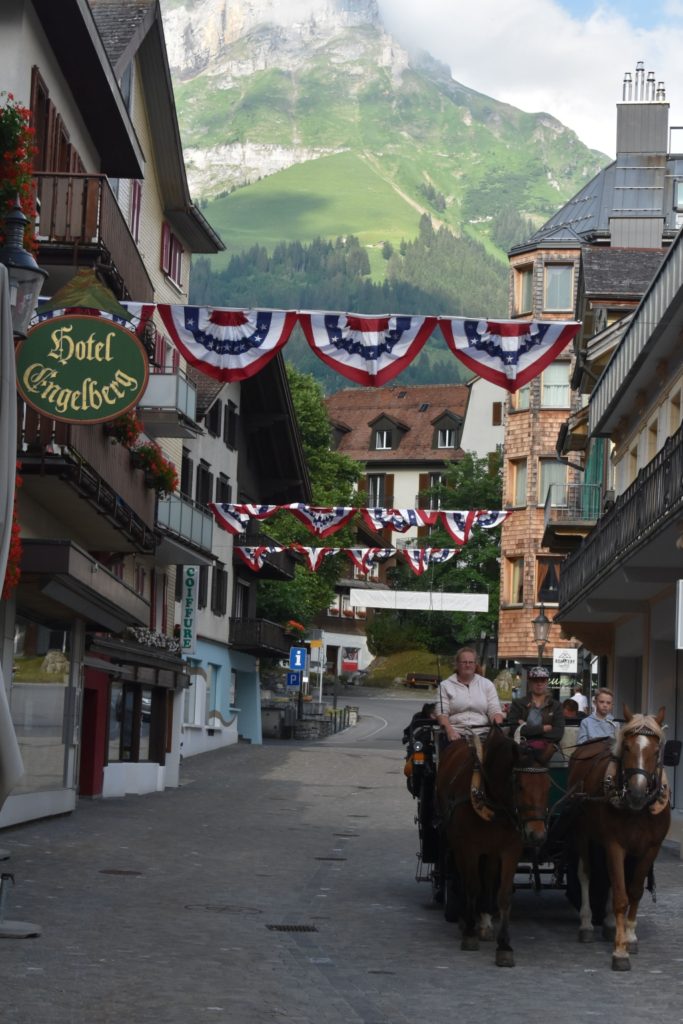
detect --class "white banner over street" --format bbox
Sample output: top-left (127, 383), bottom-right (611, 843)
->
top-left (350, 590), bottom-right (488, 612)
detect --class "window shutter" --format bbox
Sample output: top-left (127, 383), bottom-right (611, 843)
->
top-left (381, 473), bottom-right (394, 543)
top-left (492, 402), bottom-right (502, 426)
top-left (417, 472), bottom-right (430, 538)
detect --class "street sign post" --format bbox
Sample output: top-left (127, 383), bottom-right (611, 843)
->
top-left (289, 646), bottom-right (307, 671)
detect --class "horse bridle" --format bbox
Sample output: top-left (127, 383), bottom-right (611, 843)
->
top-left (511, 764), bottom-right (550, 830)
top-left (605, 727), bottom-right (664, 809)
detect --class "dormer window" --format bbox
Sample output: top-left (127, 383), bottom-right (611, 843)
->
top-left (437, 428), bottom-right (456, 449)
top-left (375, 429), bottom-right (392, 450)
top-left (431, 414), bottom-right (462, 451)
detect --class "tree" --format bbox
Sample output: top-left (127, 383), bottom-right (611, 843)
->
top-left (365, 451), bottom-right (503, 656)
top-left (254, 367), bottom-right (362, 626)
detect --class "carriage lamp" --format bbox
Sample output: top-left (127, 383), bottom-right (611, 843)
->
top-left (532, 603), bottom-right (551, 665)
top-left (0, 197), bottom-right (48, 339)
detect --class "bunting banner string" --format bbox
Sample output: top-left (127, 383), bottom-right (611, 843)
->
top-left (210, 502), bottom-right (510, 540)
top-left (234, 545), bottom-right (467, 575)
top-left (123, 305), bottom-right (579, 391)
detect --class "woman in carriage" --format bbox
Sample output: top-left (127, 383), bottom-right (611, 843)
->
top-left (505, 665), bottom-right (564, 763)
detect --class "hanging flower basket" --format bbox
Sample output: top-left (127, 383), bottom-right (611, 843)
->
top-left (0, 92), bottom-right (38, 251)
top-left (131, 442), bottom-right (178, 496)
top-left (103, 410), bottom-right (144, 448)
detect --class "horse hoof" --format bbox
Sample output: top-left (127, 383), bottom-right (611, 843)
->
top-left (461, 936), bottom-right (479, 951)
top-left (602, 925), bottom-right (616, 942)
top-left (495, 950), bottom-right (515, 968)
top-left (578, 928), bottom-right (595, 943)
top-left (611, 956), bottom-right (631, 972)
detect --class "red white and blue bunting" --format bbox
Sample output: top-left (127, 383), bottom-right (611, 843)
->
top-left (297, 313), bottom-right (437, 387)
top-left (110, 305), bottom-right (579, 391)
top-left (157, 305), bottom-right (299, 382)
top-left (438, 318), bottom-right (579, 393)
top-left (210, 502), bottom-right (510, 539)
top-left (234, 544), bottom-right (465, 576)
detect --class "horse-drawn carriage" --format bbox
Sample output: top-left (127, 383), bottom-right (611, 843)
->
top-left (403, 712), bottom-right (680, 970)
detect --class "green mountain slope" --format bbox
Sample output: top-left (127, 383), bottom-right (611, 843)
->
top-left (203, 150), bottom-right (424, 271)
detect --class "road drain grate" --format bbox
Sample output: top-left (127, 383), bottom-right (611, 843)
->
top-left (315, 856), bottom-right (347, 861)
top-left (99, 869), bottom-right (143, 876)
top-left (267, 924), bottom-right (319, 933)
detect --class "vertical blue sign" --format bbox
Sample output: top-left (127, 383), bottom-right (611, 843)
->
top-left (289, 646), bottom-right (307, 671)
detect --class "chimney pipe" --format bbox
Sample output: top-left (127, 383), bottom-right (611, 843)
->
top-left (657, 81), bottom-right (666, 101)
top-left (635, 60), bottom-right (645, 101)
top-left (623, 72), bottom-right (632, 102)
top-left (647, 71), bottom-right (655, 100)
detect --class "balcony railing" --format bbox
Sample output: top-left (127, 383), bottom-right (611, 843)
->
top-left (544, 483), bottom-right (603, 529)
top-left (35, 173), bottom-right (154, 301)
top-left (560, 425), bottom-right (683, 608)
top-left (138, 369), bottom-right (199, 438)
top-left (229, 618), bottom-right (290, 656)
top-left (156, 494), bottom-right (214, 555)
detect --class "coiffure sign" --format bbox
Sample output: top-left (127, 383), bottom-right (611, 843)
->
top-left (16, 315), bottom-right (148, 424)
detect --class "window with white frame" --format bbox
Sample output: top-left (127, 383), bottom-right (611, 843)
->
top-left (366, 473), bottom-right (386, 506)
top-left (544, 263), bottom-right (573, 311)
top-left (541, 362), bottom-right (570, 408)
top-left (510, 458), bottom-right (527, 507)
top-left (437, 427), bottom-right (456, 449)
top-left (536, 557), bottom-right (561, 605)
top-left (538, 458), bottom-right (568, 506)
top-left (375, 428), bottom-right (392, 450)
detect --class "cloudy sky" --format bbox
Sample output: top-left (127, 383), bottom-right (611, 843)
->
top-left (378, 0), bottom-right (683, 156)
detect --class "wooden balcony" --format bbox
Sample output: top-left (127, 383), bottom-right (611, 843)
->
top-left (35, 173), bottom-right (154, 301)
top-left (559, 425), bottom-right (683, 612)
top-left (18, 400), bottom-right (156, 553)
top-left (229, 618), bottom-right (291, 657)
top-left (542, 483), bottom-right (603, 553)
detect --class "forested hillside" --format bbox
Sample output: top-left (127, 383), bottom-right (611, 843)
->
top-left (189, 218), bottom-right (507, 389)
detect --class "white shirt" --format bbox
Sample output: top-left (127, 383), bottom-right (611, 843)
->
top-left (437, 673), bottom-right (502, 730)
top-left (572, 690), bottom-right (588, 714)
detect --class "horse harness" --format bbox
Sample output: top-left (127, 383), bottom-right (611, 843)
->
top-left (593, 728), bottom-right (669, 813)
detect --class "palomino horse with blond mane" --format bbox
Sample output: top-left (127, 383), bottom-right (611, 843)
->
top-left (567, 707), bottom-right (671, 971)
top-left (436, 726), bottom-right (551, 967)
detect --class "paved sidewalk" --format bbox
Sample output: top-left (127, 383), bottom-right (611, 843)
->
top-left (1, 738), bottom-right (682, 1024)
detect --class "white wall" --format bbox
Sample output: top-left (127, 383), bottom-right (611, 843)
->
top-left (460, 377), bottom-right (505, 458)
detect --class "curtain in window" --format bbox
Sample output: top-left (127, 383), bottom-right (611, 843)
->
top-left (541, 362), bottom-right (569, 407)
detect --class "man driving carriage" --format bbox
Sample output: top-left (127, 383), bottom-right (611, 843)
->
top-left (434, 647), bottom-right (505, 743)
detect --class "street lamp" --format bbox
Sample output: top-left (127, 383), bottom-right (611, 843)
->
top-left (0, 197), bottom-right (48, 338)
top-left (532, 603), bottom-right (551, 665)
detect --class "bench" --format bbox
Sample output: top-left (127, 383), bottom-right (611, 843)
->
top-left (404, 673), bottom-right (441, 689)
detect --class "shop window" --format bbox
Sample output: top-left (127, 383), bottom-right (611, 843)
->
top-left (108, 684), bottom-right (154, 763)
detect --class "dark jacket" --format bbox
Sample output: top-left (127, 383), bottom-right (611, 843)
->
top-left (505, 694), bottom-right (565, 744)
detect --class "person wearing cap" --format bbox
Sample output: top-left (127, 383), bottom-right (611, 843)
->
top-left (435, 647), bottom-right (504, 743)
top-left (505, 666), bottom-right (564, 763)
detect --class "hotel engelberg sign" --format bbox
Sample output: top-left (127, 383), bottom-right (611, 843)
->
top-left (16, 315), bottom-right (149, 424)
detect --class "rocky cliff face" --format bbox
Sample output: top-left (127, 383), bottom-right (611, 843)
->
top-left (163, 0), bottom-right (382, 81)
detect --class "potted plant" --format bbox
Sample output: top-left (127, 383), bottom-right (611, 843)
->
top-left (284, 619), bottom-right (306, 640)
top-left (328, 606), bottom-right (340, 616)
top-left (131, 441), bottom-right (179, 497)
top-left (0, 92), bottom-right (38, 250)
top-left (342, 609), bottom-right (354, 618)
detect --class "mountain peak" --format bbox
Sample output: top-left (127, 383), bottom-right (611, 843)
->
top-left (163, 0), bottom-right (382, 80)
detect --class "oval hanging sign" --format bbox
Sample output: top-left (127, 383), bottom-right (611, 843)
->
top-left (15, 314), bottom-right (149, 424)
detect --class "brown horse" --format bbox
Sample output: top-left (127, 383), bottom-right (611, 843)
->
top-left (567, 707), bottom-right (671, 971)
top-left (436, 726), bottom-right (550, 967)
